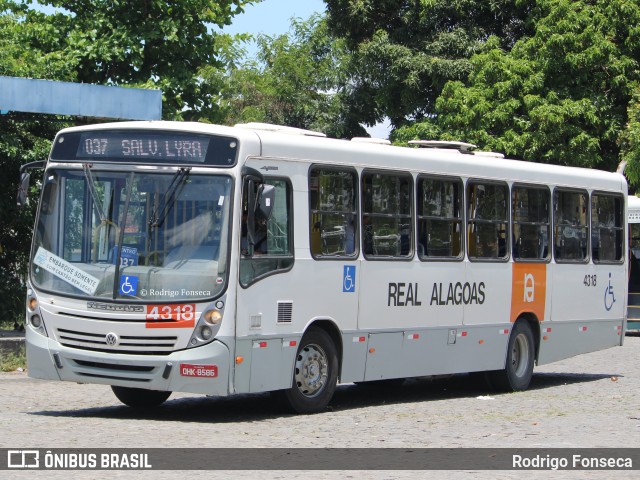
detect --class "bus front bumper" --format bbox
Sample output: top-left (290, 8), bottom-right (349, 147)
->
top-left (26, 328), bottom-right (231, 396)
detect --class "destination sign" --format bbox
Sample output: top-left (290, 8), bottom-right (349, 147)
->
top-left (50, 130), bottom-right (239, 167)
top-left (77, 133), bottom-right (209, 162)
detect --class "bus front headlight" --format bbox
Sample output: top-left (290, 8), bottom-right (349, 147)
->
top-left (30, 314), bottom-right (42, 328)
top-left (200, 325), bottom-right (213, 340)
top-left (203, 309), bottom-right (222, 325)
top-left (188, 296), bottom-right (226, 348)
top-left (26, 292), bottom-right (48, 337)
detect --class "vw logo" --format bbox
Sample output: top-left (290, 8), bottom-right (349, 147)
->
top-left (105, 333), bottom-right (119, 346)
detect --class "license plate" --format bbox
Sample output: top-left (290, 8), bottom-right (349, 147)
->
top-left (179, 363), bottom-right (218, 378)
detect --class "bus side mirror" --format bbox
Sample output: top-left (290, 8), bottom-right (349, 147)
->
top-left (255, 184), bottom-right (275, 221)
top-left (17, 160), bottom-right (46, 209)
top-left (16, 172), bottom-right (31, 208)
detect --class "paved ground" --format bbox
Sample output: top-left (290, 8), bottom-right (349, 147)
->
top-left (1, 335), bottom-right (639, 479)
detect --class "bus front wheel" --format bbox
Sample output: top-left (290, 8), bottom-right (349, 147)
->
top-left (488, 320), bottom-right (535, 392)
top-left (278, 327), bottom-right (338, 414)
top-left (111, 386), bottom-right (171, 408)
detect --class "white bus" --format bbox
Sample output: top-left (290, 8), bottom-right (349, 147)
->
top-left (19, 121), bottom-right (627, 413)
top-left (628, 195), bottom-right (640, 331)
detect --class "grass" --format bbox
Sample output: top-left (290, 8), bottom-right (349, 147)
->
top-left (0, 317), bottom-right (24, 331)
top-left (0, 315), bottom-right (27, 372)
top-left (0, 347), bottom-right (27, 372)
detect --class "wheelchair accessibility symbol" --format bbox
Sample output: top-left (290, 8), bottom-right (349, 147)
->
top-left (119, 275), bottom-right (139, 296)
top-left (343, 265), bottom-right (356, 293)
top-left (604, 272), bottom-right (615, 311)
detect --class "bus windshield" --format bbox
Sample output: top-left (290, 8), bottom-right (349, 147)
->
top-left (31, 167), bottom-right (232, 302)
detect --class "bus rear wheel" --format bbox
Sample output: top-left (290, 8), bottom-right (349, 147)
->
top-left (111, 386), bottom-right (171, 408)
top-left (488, 320), bottom-right (535, 392)
top-left (278, 327), bottom-right (338, 414)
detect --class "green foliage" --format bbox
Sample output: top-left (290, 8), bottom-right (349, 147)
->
top-left (432, 0), bottom-right (640, 175)
top-left (214, 15), bottom-right (366, 138)
top-left (10, 0), bottom-right (254, 120)
top-left (0, 13), bottom-right (67, 322)
top-left (621, 90), bottom-right (640, 186)
top-left (325, 0), bottom-right (535, 127)
top-left (0, 347), bottom-right (27, 372)
top-left (0, 12), bottom-right (75, 79)
top-left (0, 116), bottom-right (58, 323)
top-left (391, 120), bottom-right (442, 146)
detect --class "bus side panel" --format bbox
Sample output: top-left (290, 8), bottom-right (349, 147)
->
top-left (235, 258), bottom-right (360, 393)
top-left (363, 332), bottom-right (403, 381)
top-left (233, 337), bottom-right (300, 394)
top-left (340, 331), bottom-right (368, 383)
top-left (463, 262), bottom-right (511, 325)
top-left (361, 325), bottom-right (510, 381)
top-left (233, 338), bottom-right (252, 394)
top-left (550, 264), bottom-right (624, 322)
top-left (418, 325), bottom-right (509, 375)
top-left (356, 260), bottom-right (511, 380)
top-left (537, 319), bottom-right (624, 365)
top-left (357, 260), bottom-right (464, 331)
top-left (541, 262), bottom-right (625, 364)
top-left (235, 263), bottom-right (359, 339)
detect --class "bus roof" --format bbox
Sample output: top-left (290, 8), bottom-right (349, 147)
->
top-left (254, 128), bottom-right (626, 194)
top-left (54, 121), bottom-right (627, 194)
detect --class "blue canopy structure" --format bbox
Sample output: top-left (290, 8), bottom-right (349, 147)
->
top-left (0, 76), bottom-right (161, 120)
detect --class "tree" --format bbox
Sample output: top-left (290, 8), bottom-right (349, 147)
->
top-left (0, 11), bottom-right (68, 324)
top-left (0, 10), bottom-right (73, 320)
top-left (399, 0), bottom-right (640, 177)
top-left (15, 0), bottom-right (255, 120)
top-left (215, 15), bottom-right (366, 138)
top-left (324, 0), bottom-right (535, 128)
top-left (622, 90), bottom-right (640, 186)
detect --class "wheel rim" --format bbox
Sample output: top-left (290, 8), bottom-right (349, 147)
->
top-left (511, 333), bottom-right (530, 378)
top-left (294, 343), bottom-right (329, 398)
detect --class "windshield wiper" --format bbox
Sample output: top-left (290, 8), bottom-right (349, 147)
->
top-left (148, 167), bottom-right (191, 229)
top-left (113, 172), bottom-right (136, 299)
top-left (82, 163), bottom-right (107, 222)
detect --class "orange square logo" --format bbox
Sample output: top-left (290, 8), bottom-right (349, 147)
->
top-left (511, 263), bottom-right (547, 322)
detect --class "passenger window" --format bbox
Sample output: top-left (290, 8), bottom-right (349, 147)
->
top-left (417, 176), bottom-right (463, 259)
top-left (591, 193), bottom-right (623, 263)
top-left (361, 171), bottom-right (413, 258)
top-left (240, 178), bottom-right (293, 286)
top-left (309, 167), bottom-right (358, 258)
top-left (467, 181), bottom-right (509, 260)
top-left (512, 186), bottom-right (550, 261)
top-left (554, 189), bottom-right (588, 262)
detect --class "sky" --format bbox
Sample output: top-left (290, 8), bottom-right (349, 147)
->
top-left (222, 0), bottom-right (327, 38)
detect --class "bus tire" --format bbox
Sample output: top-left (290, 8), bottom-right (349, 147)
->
top-left (488, 320), bottom-right (535, 392)
top-left (111, 386), bottom-right (171, 408)
top-left (279, 327), bottom-right (338, 414)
